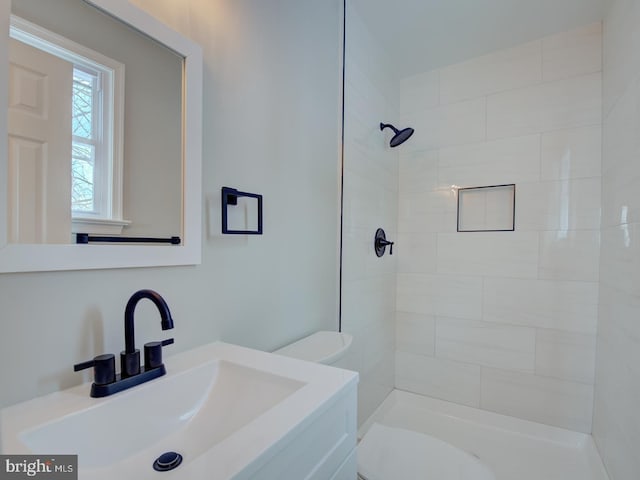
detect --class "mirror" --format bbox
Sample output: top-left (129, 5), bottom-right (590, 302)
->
top-left (0, 0), bottom-right (202, 272)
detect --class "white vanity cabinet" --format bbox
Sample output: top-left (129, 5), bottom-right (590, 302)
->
top-left (243, 385), bottom-right (357, 480)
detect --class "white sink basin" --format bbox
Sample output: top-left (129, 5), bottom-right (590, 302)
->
top-left (1, 342), bottom-right (358, 479)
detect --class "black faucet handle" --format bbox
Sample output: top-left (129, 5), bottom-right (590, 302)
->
top-left (74, 354), bottom-right (116, 386)
top-left (144, 338), bottom-right (174, 370)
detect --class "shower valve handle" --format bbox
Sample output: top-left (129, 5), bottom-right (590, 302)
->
top-left (374, 228), bottom-right (394, 257)
top-left (377, 238), bottom-right (394, 255)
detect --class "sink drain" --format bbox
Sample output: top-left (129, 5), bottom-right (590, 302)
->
top-left (153, 451), bottom-right (183, 472)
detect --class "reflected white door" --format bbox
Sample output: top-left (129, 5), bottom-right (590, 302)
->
top-left (8, 38), bottom-right (72, 244)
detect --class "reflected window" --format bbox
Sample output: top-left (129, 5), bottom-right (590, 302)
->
top-left (9, 15), bottom-right (127, 233)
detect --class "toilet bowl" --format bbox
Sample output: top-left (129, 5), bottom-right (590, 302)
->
top-left (357, 423), bottom-right (496, 480)
top-left (273, 330), bottom-right (353, 366)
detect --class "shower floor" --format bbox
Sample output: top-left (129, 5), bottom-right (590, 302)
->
top-left (358, 390), bottom-right (610, 480)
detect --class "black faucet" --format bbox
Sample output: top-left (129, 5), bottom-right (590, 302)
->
top-left (121, 289), bottom-right (174, 378)
top-left (74, 289), bottom-right (175, 397)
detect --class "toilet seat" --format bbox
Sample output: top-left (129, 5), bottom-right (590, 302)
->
top-left (357, 423), bottom-right (496, 480)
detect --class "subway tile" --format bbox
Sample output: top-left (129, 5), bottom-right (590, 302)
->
top-left (602, 0), bottom-right (640, 114)
top-left (396, 311), bottom-right (435, 356)
top-left (517, 178), bottom-right (602, 232)
top-left (396, 351), bottom-right (481, 407)
top-left (602, 167), bottom-right (640, 229)
top-left (541, 126), bottom-right (602, 181)
top-left (401, 98), bottom-right (486, 151)
top-left (483, 278), bottom-right (599, 333)
top-left (435, 317), bottom-right (535, 373)
top-left (345, 74), bottom-right (386, 127)
top-left (599, 224), bottom-right (640, 297)
top-left (594, 283), bottom-right (640, 470)
top-left (344, 140), bottom-right (398, 192)
top-left (437, 232), bottom-right (539, 278)
top-left (535, 328), bottom-right (596, 384)
top-left (396, 273), bottom-right (436, 316)
top-left (601, 88), bottom-right (640, 227)
top-left (602, 75), bottom-right (640, 176)
top-left (342, 275), bottom-right (396, 332)
top-left (398, 148), bottom-right (439, 193)
top-left (396, 232), bottom-right (437, 274)
top-left (398, 188), bottom-right (457, 233)
top-left (538, 230), bottom-right (600, 282)
top-left (543, 23), bottom-right (602, 82)
top-left (363, 319), bottom-right (396, 376)
top-left (440, 41), bottom-right (542, 105)
top-left (438, 135), bottom-right (541, 186)
top-left (343, 172), bottom-right (397, 230)
top-left (400, 69), bottom-right (440, 115)
top-left (344, 110), bottom-right (387, 156)
top-left (430, 274), bottom-right (484, 320)
top-left (487, 73), bottom-right (602, 139)
top-left (481, 368), bottom-right (594, 433)
top-left (396, 273), bottom-right (483, 320)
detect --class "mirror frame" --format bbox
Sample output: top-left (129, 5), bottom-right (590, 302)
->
top-left (0, 0), bottom-right (202, 272)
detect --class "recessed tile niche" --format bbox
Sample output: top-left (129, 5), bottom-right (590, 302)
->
top-left (457, 184), bottom-right (515, 232)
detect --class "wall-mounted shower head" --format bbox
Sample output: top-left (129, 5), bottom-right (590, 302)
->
top-left (380, 122), bottom-right (414, 148)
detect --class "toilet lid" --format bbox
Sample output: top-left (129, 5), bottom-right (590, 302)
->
top-left (358, 423), bottom-right (496, 480)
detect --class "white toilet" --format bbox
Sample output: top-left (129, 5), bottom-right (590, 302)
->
top-left (275, 331), bottom-right (497, 480)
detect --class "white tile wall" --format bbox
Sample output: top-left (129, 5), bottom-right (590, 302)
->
top-left (480, 368), bottom-right (594, 433)
top-left (538, 230), bottom-right (600, 281)
top-left (483, 278), bottom-right (599, 333)
top-left (439, 41), bottom-right (542, 104)
top-left (396, 311), bottom-right (435, 356)
top-left (516, 178), bottom-right (601, 231)
top-left (396, 351), bottom-right (482, 407)
top-left (601, 73), bottom-right (640, 176)
top-left (397, 189), bottom-right (457, 233)
top-left (542, 23), bottom-right (603, 82)
top-left (394, 24), bottom-right (602, 433)
top-left (599, 223), bottom-right (640, 297)
top-left (540, 125), bottom-right (602, 181)
top-left (435, 317), bottom-right (536, 373)
top-left (436, 232), bottom-right (539, 278)
top-left (398, 148), bottom-right (439, 193)
top-left (438, 135), bottom-right (541, 186)
top-left (402, 97), bottom-right (487, 151)
top-left (602, 0), bottom-right (640, 115)
top-left (343, 171), bottom-right (397, 230)
top-left (396, 232), bottom-right (437, 274)
top-left (341, 2), bottom-right (397, 425)
top-left (600, 80), bottom-right (640, 228)
top-left (535, 329), bottom-right (596, 384)
top-left (399, 70), bottom-right (439, 115)
top-left (594, 0), bottom-right (640, 477)
top-left (486, 73), bottom-right (601, 139)
top-left (396, 273), bottom-right (483, 320)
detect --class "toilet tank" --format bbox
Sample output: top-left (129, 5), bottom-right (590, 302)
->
top-left (273, 331), bottom-right (353, 366)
